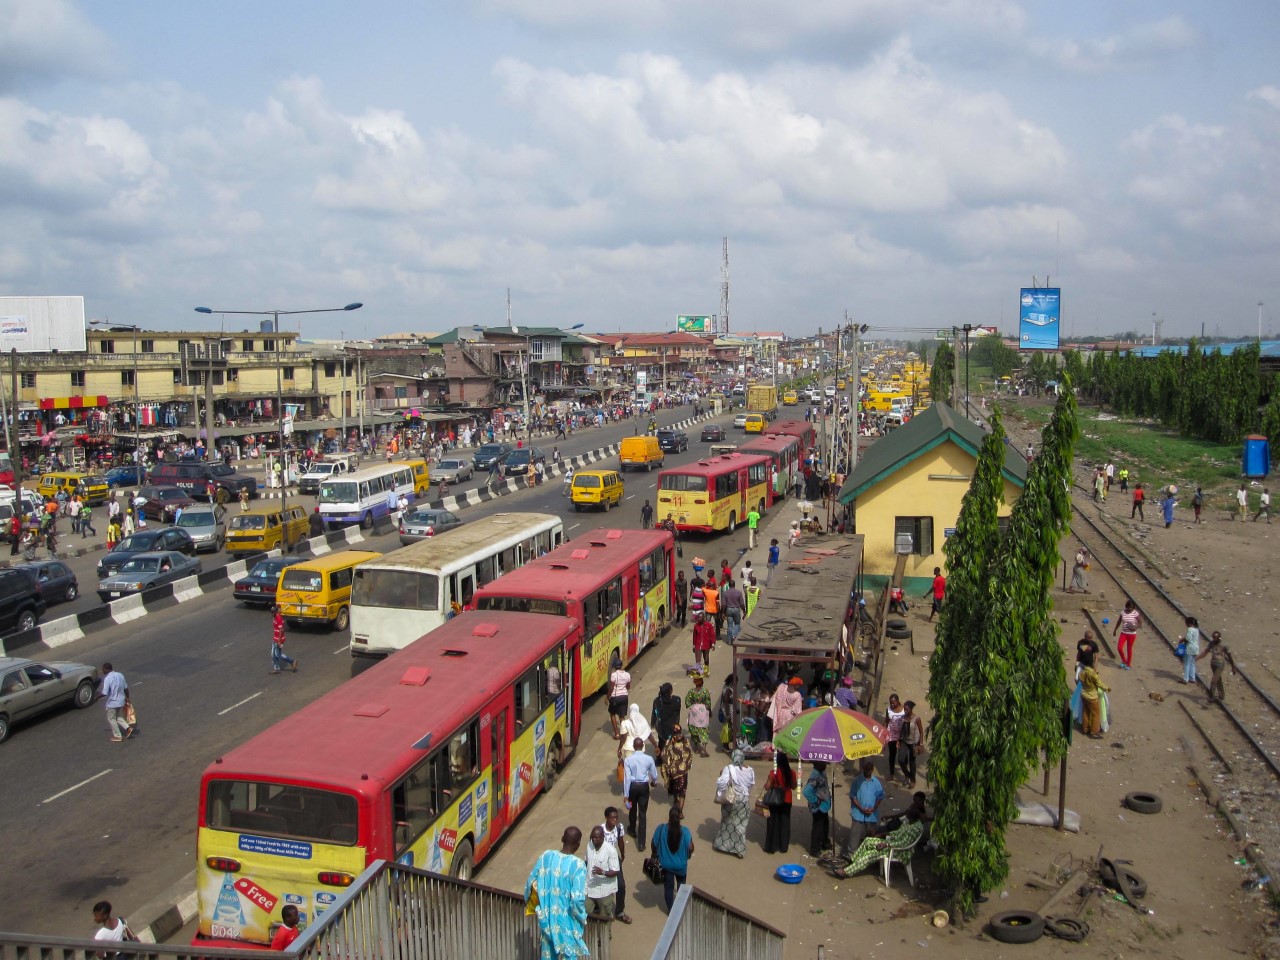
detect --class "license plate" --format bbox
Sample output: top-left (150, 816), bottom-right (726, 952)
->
top-left (110, 592), bottom-right (121, 598)
top-left (250, 585), bottom-right (262, 592)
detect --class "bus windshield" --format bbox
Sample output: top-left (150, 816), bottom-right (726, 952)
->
top-left (352, 569), bottom-right (439, 611)
top-left (205, 779), bottom-right (359, 846)
top-left (475, 596), bottom-right (568, 616)
top-left (319, 480), bottom-right (357, 503)
top-left (280, 569), bottom-right (324, 593)
top-left (229, 515), bottom-right (267, 530)
top-left (659, 473), bottom-right (708, 492)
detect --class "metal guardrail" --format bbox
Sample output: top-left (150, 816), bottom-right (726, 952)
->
top-left (0, 860), bottom-right (611, 960)
top-left (650, 884), bottom-right (785, 960)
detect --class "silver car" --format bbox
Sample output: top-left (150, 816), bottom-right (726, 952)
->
top-left (174, 504), bottom-right (227, 553)
top-left (398, 508), bottom-right (464, 545)
top-left (96, 551), bottom-right (202, 602)
top-left (0, 656), bottom-right (99, 743)
top-left (435, 458), bottom-right (473, 483)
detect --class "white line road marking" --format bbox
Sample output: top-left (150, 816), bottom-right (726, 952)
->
top-left (569, 523), bottom-right (581, 530)
top-left (333, 644), bottom-right (348, 655)
top-left (218, 692), bottom-right (263, 716)
top-left (43, 769), bottom-right (112, 804)
top-left (626, 495), bottom-right (636, 499)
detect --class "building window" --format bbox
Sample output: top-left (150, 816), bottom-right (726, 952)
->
top-left (283, 366), bottom-right (295, 381)
top-left (120, 370), bottom-right (135, 387)
top-left (20, 373), bottom-right (35, 388)
top-left (227, 368), bottom-right (239, 382)
top-left (324, 362), bottom-right (336, 378)
top-left (173, 368), bottom-right (183, 384)
top-left (263, 339), bottom-right (276, 352)
top-left (141, 339), bottom-right (155, 353)
top-left (212, 370), bottom-right (224, 386)
top-left (100, 340), bottom-right (115, 355)
top-left (71, 371), bottom-right (86, 388)
top-left (242, 339), bottom-right (254, 352)
top-left (894, 516), bottom-right (934, 556)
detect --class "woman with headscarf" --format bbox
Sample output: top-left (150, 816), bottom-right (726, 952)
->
top-left (618, 703), bottom-right (654, 762)
top-left (684, 675), bottom-right (714, 757)
top-left (650, 683), bottom-right (682, 756)
top-left (762, 752), bottom-right (798, 854)
top-left (713, 749), bottom-right (756, 859)
top-left (767, 677), bottom-right (804, 739)
top-left (717, 674), bottom-right (738, 752)
top-left (661, 724), bottom-right (694, 813)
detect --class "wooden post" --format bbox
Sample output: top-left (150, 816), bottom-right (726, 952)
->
top-left (1043, 750), bottom-right (1051, 796)
top-left (1056, 752), bottom-right (1068, 831)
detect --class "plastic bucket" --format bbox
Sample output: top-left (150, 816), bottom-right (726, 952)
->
top-left (740, 717), bottom-right (758, 744)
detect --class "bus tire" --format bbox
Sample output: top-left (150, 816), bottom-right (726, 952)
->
top-left (333, 605), bottom-right (350, 632)
top-left (360, 511), bottom-right (372, 530)
top-left (450, 840), bottom-right (474, 881)
top-left (545, 736), bottom-right (563, 790)
top-left (603, 497), bottom-right (611, 511)
top-left (727, 511), bottom-right (737, 533)
top-left (758, 499), bottom-right (766, 516)
top-left (574, 503), bottom-right (583, 512)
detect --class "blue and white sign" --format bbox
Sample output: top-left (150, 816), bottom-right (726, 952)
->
top-left (1018, 288), bottom-right (1061, 351)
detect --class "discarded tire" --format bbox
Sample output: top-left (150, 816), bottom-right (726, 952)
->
top-left (988, 910), bottom-right (1045, 944)
top-left (1044, 917), bottom-right (1090, 942)
top-left (886, 618), bottom-right (908, 631)
top-left (1099, 860), bottom-right (1147, 899)
top-left (886, 627), bottom-right (912, 640)
top-left (1124, 791), bottom-right (1163, 815)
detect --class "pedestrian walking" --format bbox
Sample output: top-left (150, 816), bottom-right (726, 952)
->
top-left (1067, 547), bottom-right (1089, 593)
top-left (802, 761), bottom-right (833, 856)
top-left (652, 808), bottom-right (694, 913)
top-left (650, 682), bottom-right (682, 756)
top-left (722, 578), bottom-right (745, 644)
top-left (69, 495), bottom-right (82, 534)
top-left (270, 606), bottom-right (298, 674)
top-left (98, 662), bottom-right (135, 742)
top-left (1191, 485), bottom-right (1204, 523)
top-left (44, 525), bottom-right (58, 559)
top-left (640, 499), bottom-right (654, 529)
top-left (746, 506), bottom-right (760, 549)
top-left (607, 654), bottom-right (630, 739)
top-left (584, 826), bottom-right (620, 921)
top-left (766, 539), bottom-right (780, 586)
top-left (713, 750), bottom-right (755, 859)
top-left (1236, 483), bottom-right (1248, 521)
top-left (1255, 487), bottom-right (1271, 523)
top-left (661, 725), bottom-right (694, 814)
top-left (1078, 652), bottom-right (1109, 738)
top-left (684, 675), bottom-right (713, 756)
top-left (239, 487), bottom-right (250, 512)
top-left (622, 739), bottom-right (659, 851)
top-left (1181, 616), bottom-right (1202, 684)
top-left (92, 901), bottom-right (138, 948)
top-left (1198, 631), bottom-right (1238, 703)
top-left (1112, 599), bottom-right (1142, 669)
top-left (1161, 488), bottom-right (1177, 528)
top-left (598, 807), bottom-right (632, 924)
top-left (1131, 483), bottom-right (1145, 520)
top-left (674, 571), bottom-right (688, 627)
top-left (106, 517), bottom-right (122, 551)
top-left (922, 566), bottom-right (945, 621)
top-left (896, 700), bottom-right (924, 786)
top-left (525, 828), bottom-right (589, 960)
top-left (762, 752), bottom-right (797, 855)
top-left (80, 502), bottom-right (97, 539)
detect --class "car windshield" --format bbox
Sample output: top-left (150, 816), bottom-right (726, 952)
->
top-left (119, 558), bottom-right (161, 574)
top-left (176, 513), bottom-right (215, 528)
top-left (506, 451), bottom-right (530, 463)
top-left (319, 480), bottom-right (357, 504)
top-left (230, 515), bottom-right (267, 530)
top-left (439, 460), bottom-right (463, 470)
top-left (158, 489), bottom-right (186, 501)
top-left (280, 569), bottom-right (324, 593)
top-left (574, 476), bottom-right (601, 488)
top-left (82, 476), bottom-right (106, 485)
top-left (251, 560), bottom-right (290, 577)
top-left (477, 445), bottom-right (505, 458)
top-left (407, 510), bottom-right (443, 525)
top-left (117, 534), bottom-right (159, 551)
top-left (307, 464), bottom-right (336, 476)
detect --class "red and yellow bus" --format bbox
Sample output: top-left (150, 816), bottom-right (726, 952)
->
top-left (656, 452), bottom-right (772, 534)
top-left (194, 611), bottom-right (578, 948)
top-left (473, 528), bottom-right (674, 715)
top-left (738, 433), bottom-right (801, 500)
top-left (763, 419), bottom-right (817, 463)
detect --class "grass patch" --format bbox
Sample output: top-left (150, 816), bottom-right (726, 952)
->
top-left (1007, 403), bottom-right (1242, 496)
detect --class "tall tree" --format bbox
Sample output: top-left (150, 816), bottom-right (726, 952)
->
top-left (930, 343), bottom-right (955, 403)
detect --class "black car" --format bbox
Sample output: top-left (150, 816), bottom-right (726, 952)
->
top-left (502, 446), bottom-right (544, 476)
top-left (148, 461), bottom-right (256, 503)
top-left (656, 429), bottom-right (689, 453)
top-left (474, 443), bottom-right (515, 471)
top-left (0, 568), bottom-right (47, 637)
top-left (96, 528), bottom-right (197, 578)
top-left (700, 423), bottom-right (726, 442)
top-left (16, 560), bottom-right (78, 604)
top-left (234, 557), bottom-right (304, 607)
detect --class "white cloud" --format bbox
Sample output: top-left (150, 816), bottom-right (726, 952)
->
top-left (1248, 85), bottom-right (1280, 110)
top-left (0, 0), bottom-right (113, 92)
top-left (1033, 15), bottom-right (1197, 73)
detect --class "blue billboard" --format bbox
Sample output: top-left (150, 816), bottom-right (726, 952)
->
top-left (1018, 288), bottom-right (1061, 351)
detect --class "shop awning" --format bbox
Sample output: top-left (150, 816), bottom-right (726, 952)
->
top-left (40, 396), bottom-right (109, 410)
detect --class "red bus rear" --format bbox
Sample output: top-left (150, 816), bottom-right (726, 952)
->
top-left (763, 419), bottom-right (817, 462)
top-left (656, 452), bottom-right (772, 534)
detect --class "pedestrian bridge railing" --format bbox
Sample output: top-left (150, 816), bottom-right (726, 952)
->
top-left (0, 859), bottom-right (612, 960)
top-left (650, 883), bottom-right (785, 960)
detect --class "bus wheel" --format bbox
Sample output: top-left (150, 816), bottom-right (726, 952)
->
top-left (360, 511), bottom-right (372, 530)
top-left (545, 736), bottom-right (563, 789)
top-left (758, 499), bottom-right (766, 516)
top-left (727, 512), bottom-right (737, 533)
top-left (333, 606), bottom-right (350, 632)
top-left (450, 840), bottom-right (474, 881)
top-left (656, 606), bottom-right (668, 638)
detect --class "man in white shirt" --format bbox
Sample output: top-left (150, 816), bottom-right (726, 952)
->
top-left (93, 900), bottom-right (133, 948)
top-left (1237, 484), bottom-right (1248, 521)
top-left (584, 825), bottom-right (620, 919)
top-left (99, 663), bottom-right (134, 742)
top-left (1255, 488), bottom-right (1271, 524)
top-left (598, 806), bottom-right (632, 924)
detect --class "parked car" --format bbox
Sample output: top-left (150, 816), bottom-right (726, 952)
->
top-left (434, 458), bottom-right (474, 483)
top-left (0, 568), bottom-right (47, 636)
top-left (0, 656), bottom-right (99, 743)
top-left (700, 423), bottom-right (726, 442)
top-left (97, 528), bottom-right (197, 578)
top-left (733, 413), bottom-right (749, 429)
top-left (473, 443), bottom-right (514, 471)
top-left (656, 429), bottom-right (689, 453)
top-left (233, 557), bottom-right (304, 607)
top-left (502, 446), bottom-right (545, 476)
top-left (97, 550), bottom-right (202, 602)
top-left (135, 485), bottom-right (200, 523)
top-left (174, 504), bottom-right (227, 553)
top-left (103, 465), bottom-right (147, 488)
top-left (398, 508), bottom-right (464, 545)
top-left (16, 560), bottom-right (78, 604)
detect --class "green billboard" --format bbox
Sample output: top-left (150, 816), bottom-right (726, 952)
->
top-left (677, 315), bottom-right (712, 334)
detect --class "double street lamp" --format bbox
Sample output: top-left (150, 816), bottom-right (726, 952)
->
top-left (195, 302), bottom-right (363, 546)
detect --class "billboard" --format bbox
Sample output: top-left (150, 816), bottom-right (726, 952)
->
top-left (0, 297), bottom-right (87, 353)
top-left (1018, 288), bottom-right (1060, 351)
top-left (677, 315), bottom-right (712, 334)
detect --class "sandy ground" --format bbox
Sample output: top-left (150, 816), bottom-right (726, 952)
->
top-left (479, 405), bottom-right (1280, 959)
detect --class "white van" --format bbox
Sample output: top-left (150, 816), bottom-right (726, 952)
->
top-left (297, 454), bottom-right (360, 496)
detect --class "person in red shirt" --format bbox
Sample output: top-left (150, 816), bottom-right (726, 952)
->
top-left (1131, 483), bottom-right (1145, 521)
top-left (921, 567), bottom-right (946, 622)
top-left (691, 613), bottom-right (716, 675)
top-left (270, 905), bottom-right (301, 949)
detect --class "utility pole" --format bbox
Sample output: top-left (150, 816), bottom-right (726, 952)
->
top-left (203, 338), bottom-right (217, 462)
top-left (10, 349), bottom-right (20, 485)
top-left (1260, 301), bottom-right (1265, 342)
top-left (340, 332), bottom-right (347, 449)
top-left (850, 322), bottom-right (865, 473)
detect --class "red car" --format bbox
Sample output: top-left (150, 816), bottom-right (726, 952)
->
top-left (135, 485), bottom-right (199, 523)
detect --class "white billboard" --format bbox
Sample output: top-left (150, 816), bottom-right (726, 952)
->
top-left (0, 297), bottom-right (87, 353)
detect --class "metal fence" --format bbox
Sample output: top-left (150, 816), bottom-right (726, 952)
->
top-left (650, 884), bottom-right (785, 960)
top-left (0, 860), bottom-right (611, 960)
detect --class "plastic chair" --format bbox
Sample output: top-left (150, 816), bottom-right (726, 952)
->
top-left (880, 832), bottom-right (922, 888)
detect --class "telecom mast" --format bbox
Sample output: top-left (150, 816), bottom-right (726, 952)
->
top-left (720, 237), bottom-right (730, 336)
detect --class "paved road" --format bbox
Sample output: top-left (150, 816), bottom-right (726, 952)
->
top-left (2, 405), bottom-right (747, 939)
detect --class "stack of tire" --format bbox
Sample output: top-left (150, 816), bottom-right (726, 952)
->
top-left (886, 618), bottom-right (911, 643)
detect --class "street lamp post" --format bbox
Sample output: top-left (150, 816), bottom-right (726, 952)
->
top-left (89, 320), bottom-right (144, 488)
top-left (962, 323), bottom-right (973, 418)
top-left (1260, 301), bottom-right (1265, 342)
top-left (196, 303), bottom-right (362, 547)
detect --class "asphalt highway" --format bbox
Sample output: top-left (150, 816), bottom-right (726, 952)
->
top-left (2, 403), bottom-right (753, 939)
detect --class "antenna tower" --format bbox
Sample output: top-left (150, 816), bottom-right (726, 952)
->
top-left (720, 237), bottom-right (730, 337)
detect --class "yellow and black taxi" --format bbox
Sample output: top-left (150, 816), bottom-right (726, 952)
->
top-left (570, 469), bottom-right (625, 511)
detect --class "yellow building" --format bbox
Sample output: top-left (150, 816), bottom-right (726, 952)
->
top-left (837, 403), bottom-right (1027, 593)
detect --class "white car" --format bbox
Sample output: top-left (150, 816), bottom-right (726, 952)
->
top-left (824, 385), bottom-right (837, 397)
top-left (434, 458), bottom-right (473, 483)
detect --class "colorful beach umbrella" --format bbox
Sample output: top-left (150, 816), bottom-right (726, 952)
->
top-left (772, 705), bottom-right (889, 763)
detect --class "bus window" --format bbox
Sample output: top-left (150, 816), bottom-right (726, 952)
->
top-left (446, 724), bottom-right (479, 794)
top-left (715, 472), bottom-right (739, 498)
top-left (476, 556), bottom-right (497, 587)
top-left (638, 551), bottom-right (658, 592)
top-left (330, 567), bottom-right (354, 591)
top-left (515, 669), bottom-right (540, 731)
top-left (748, 462), bottom-right (768, 486)
top-left (359, 482), bottom-right (371, 499)
top-left (207, 780), bottom-right (358, 845)
top-left (544, 650), bottom-right (563, 697)
top-left (392, 761), bottom-right (437, 852)
top-left (354, 570), bottom-right (439, 610)
top-left (659, 473), bottom-right (707, 492)
top-left (459, 574), bottom-right (475, 607)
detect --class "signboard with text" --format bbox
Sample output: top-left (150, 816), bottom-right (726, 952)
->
top-left (677, 315), bottom-right (712, 334)
top-left (1018, 288), bottom-right (1061, 351)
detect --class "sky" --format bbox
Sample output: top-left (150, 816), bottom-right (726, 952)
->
top-left (1, 0), bottom-right (1278, 343)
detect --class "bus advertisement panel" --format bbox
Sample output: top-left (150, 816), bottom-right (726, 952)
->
top-left (349, 512), bottom-right (564, 657)
top-left (656, 453), bottom-right (771, 534)
top-left (738, 434), bottom-right (801, 499)
top-left (195, 612), bottom-right (576, 948)
top-left (473, 529), bottom-right (675, 720)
